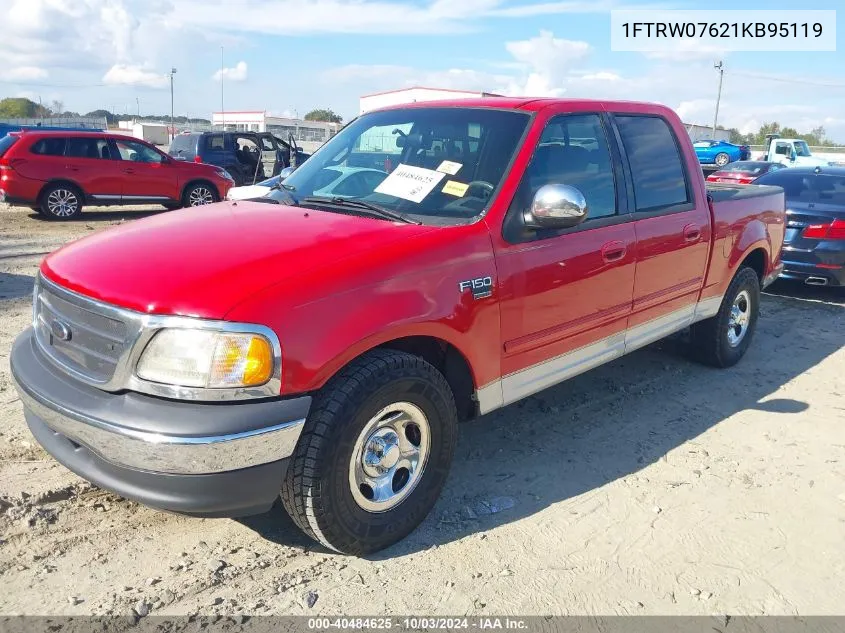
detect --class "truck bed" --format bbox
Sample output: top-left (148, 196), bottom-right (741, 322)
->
top-left (706, 182), bottom-right (783, 203)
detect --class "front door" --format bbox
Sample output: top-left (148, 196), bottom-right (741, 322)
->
top-left (62, 137), bottom-right (125, 202)
top-left (610, 113), bottom-right (712, 349)
top-left (112, 139), bottom-right (177, 203)
top-left (494, 111), bottom-right (637, 406)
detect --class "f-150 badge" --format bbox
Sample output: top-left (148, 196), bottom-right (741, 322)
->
top-left (459, 276), bottom-right (493, 300)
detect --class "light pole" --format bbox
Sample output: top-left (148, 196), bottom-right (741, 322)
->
top-left (220, 47), bottom-right (225, 130)
top-left (169, 67), bottom-right (177, 139)
top-left (712, 60), bottom-right (724, 137)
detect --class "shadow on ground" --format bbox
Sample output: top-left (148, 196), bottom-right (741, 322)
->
top-left (26, 207), bottom-right (167, 224)
top-left (238, 286), bottom-right (843, 556)
top-left (0, 272), bottom-right (35, 301)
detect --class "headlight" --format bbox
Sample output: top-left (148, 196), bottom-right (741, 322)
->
top-left (217, 169), bottom-right (234, 181)
top-left (136, 329), bottom-right (274, 388)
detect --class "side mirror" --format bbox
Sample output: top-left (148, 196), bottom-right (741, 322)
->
top-left (524, 184), bottom-right (589, 229)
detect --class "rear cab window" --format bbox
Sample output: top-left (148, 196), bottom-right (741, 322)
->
top-left (169, 134), bottom-right (199, 159)
top-left (614, 115), bottom-right (691, 213)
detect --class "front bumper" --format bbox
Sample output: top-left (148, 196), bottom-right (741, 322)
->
top-left (10, 329), bottom-right (311, 517)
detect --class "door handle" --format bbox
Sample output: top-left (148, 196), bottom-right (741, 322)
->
top-left (123, 168), bottom-right (135, 174)
top-left (683, 223), bottom-right (701, 242)
top-left (601, 240), bottom-right (627, 263)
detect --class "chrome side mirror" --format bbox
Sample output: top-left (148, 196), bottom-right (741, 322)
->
top-left (524, 184), bottom-right (588, 229)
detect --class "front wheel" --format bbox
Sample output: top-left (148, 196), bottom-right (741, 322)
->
top-left (182, 183), bottom-right (218, 207)
top-left (714, 152), bottom-right (730, 167)
top-left (690, 266), bottom-right (760, 367)
top-left (281, 349), bottom-right (458, 555)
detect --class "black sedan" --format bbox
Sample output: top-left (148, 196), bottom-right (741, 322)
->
top-left (756, 166), bottom-right (845, 288)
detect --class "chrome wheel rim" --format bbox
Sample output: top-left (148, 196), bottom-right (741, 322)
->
top-left (188, 187), bottom-right (214, 206)
top-left (349, 402), bottom-right (431, 513)
top-left (716, 153), bottom-right (729, 167)
top-left (727, 289), bottom-right (751, 347)
top-left (47, 189), bottom-right (78, 217)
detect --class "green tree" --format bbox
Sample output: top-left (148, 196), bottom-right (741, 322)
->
top-left (304, 108), bottom-right (343, 123)
top-left (0, 97), bottom-right (42, 118)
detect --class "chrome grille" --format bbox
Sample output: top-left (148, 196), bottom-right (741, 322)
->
top-left (34, 282), bottom-right (128, 382)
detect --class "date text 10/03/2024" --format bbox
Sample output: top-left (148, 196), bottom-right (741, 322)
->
top-left (307, 617), bottom-right (529, 630)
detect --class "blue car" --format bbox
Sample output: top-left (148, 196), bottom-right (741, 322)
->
top-left (693, 139), bottom-right (744, 167)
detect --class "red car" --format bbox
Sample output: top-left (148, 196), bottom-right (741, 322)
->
top-left (706, 160), bottom-right (786, 185)
top-left (11, 98), bottom-right (785, 555)
top-left (0, 130), bottom-right (234, 219)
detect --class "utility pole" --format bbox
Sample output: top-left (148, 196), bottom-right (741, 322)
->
top-left (221, 46), bottom-right (225, 130)
top-left (169, 68), bottom-right (177, 139)
top-left (712, 60), bottom-right (724, 138)
top-left (136, 97), bottom-right (140, 118)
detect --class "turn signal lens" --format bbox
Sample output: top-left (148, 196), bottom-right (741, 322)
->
top-left (209, 334), bottom-right (274, 387)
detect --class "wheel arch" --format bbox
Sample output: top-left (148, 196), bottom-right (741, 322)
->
top-left (180, 179), bottom-right (220, 202)
top-left (314, 331), bottom-right (482, 422)
top-left (38, 179), bottom-right (87, 205)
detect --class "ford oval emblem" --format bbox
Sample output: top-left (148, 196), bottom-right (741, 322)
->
top-left (50, 319), bottom-right (72, 342)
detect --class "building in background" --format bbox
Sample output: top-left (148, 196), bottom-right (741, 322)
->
top-left (211, 111), bottom-right (341, 152)
top-left (685, 123), bottom-right (731, 143)
top-left (359, 87), bottom-right (504, 114)
top-left (117, 120), bottom-right (170, 145)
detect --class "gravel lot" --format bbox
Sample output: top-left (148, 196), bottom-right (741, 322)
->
top-left (1, 203), bottom-right (844, 617)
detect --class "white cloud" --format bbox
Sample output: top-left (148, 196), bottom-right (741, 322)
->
top-left (103, 64), bottom-right (169, 89)
top-left (213, 61), bottom-right (248, 82)
top-left (1, 66), bottom-right (49, 81)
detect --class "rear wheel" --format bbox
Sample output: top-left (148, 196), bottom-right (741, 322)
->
top-left (281, 349), bottom-right (458, 555)
top-left (714, 152), bottom-right (730, 167)
top-left (182, 183), bottom-right (218, 207)
top-left (40, 183), bottom-right (83, 220)
top-left (690, 266), bottom-right (760, 367)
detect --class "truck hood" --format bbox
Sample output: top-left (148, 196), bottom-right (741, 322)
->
top-left (794, 156), bottom-right (830, 167)
top-left (41, 201), bottom-right (435, 318)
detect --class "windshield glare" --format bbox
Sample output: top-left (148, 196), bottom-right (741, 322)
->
top-left (276, 107), bottom-right (530, 223)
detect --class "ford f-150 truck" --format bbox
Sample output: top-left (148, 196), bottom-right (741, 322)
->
top-left (10, 98), bottom-right (785, 555)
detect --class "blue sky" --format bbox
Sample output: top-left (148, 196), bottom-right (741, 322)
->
top-left (2, 0), bottom-right (843, 139)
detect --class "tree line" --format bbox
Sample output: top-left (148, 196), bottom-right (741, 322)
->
top-left (0, 98), bottom-right (210, 124)
top-left (725, 122), bottom-right (842, 147)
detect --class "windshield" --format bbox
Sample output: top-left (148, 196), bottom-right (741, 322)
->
top-left (724, 162), bottom-right (767, 174)
top-left (274, 107), bottom-right (530, 224)
top-left (794, 141), bottom-right (812, 157)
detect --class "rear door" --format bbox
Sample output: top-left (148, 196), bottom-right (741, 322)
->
top-left (63, 137), bottom-right (125, 202)
top-left (610, 113), bottom-right (712, 350)
top-left (112, 139), bottom-right (178, 202)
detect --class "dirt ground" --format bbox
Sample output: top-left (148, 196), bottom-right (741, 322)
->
top-left (0, 203), bottom-right (843, 618)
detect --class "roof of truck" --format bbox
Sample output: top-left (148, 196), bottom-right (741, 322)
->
top-left (374, 97), bottom-right (672, 113)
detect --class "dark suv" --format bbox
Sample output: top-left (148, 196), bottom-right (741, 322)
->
top-left (168, 132), bottom-right (309, 186)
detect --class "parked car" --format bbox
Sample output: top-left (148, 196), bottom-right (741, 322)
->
top-left (0, 130), bottom-right (233, 219)
top-left (706, 161), bottom-right (786, 185)
top-left (755, 166), bottom-right (845, 287)
top-left (168, 131), bottom-right (309, 186)
top-left (225, 168), bottom-right (295, 201)
top-left (693, 139), bottom-right (744, 167)
top-left (760, 134), bottom-right (832, 168)
top-left (10, 98), bottom-right (785, 555)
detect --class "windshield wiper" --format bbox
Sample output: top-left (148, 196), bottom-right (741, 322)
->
top-left (300, 196), bottom-right (420, 225)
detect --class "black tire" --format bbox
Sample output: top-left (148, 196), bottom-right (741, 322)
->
top-left (282, 349), bottom-right (458, 555)
top-left (40, 183), bottom-right (83, 220)
top-left (182, 182), bottom-right (218, 207)
top-left (690, 266), bottom-right (760, 368)
top-left (715, 152), bottom-right (730, 167)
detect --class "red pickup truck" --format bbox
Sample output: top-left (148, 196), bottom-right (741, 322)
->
top-left (11, 98), bottom-right (785, 555)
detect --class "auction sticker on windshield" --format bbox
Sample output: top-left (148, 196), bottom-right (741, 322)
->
top-left (436, 160), bottom-right (463, 175)
top-left (375, 164), bottom-right (446, 203)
